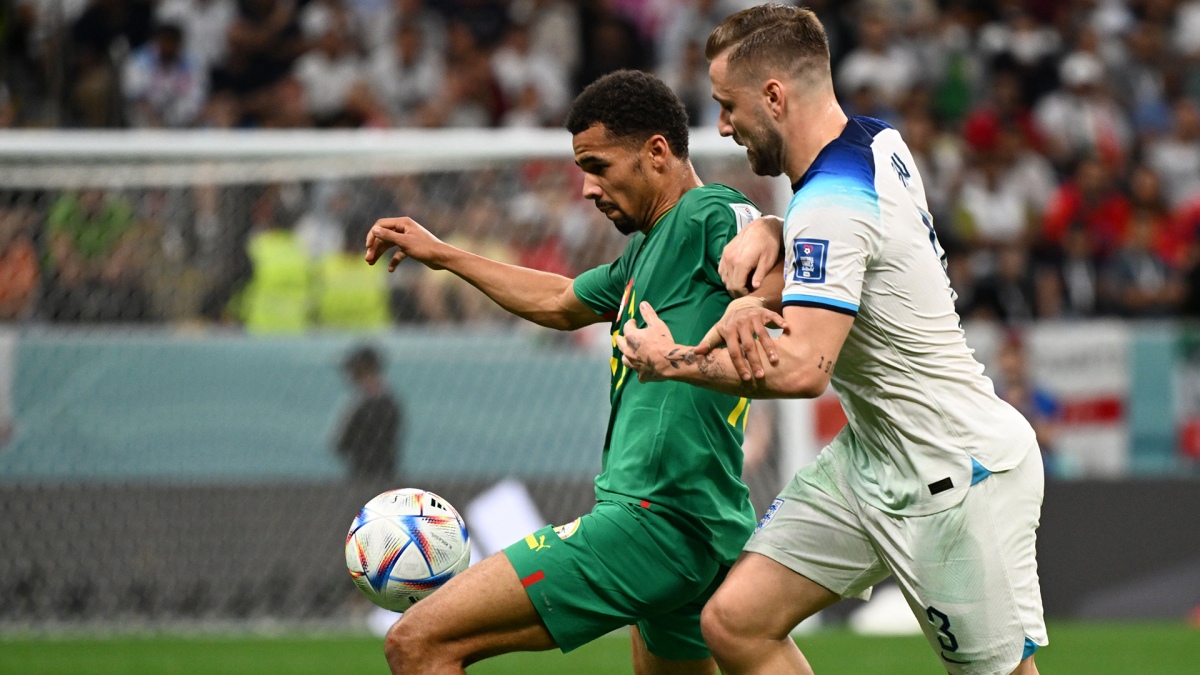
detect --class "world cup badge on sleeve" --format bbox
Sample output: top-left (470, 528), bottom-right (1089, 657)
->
top-left (791, 238), bottom-right (829, 284)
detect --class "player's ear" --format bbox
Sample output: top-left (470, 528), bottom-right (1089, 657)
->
top-left (644, 134), bottom-right (671, 170)
top-left (764, 79), bottom-right (785, 119)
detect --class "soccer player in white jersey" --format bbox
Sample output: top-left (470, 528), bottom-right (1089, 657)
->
top-left (617, 5), bottom-right (1047, 675)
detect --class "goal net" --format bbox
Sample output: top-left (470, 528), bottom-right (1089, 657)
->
top-left (0, 128), bottom-right (791, 629)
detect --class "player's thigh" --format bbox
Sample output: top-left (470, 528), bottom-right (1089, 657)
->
top-left (742, 448), bottom-right (890, 605)
top-left (634, 560), bottom-right (729, 662)
top-left (705, 551), bottom-right (842, 641)
top-left (505, 502), bottom-right (719, 654)
top-left (390, 551), bottom-right (556, 660)
top-left (630, 625), bottom-right (717, 675)
top-left (867, 449), bottom-right (1047, 675)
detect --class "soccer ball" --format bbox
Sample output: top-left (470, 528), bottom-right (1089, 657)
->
top-left (345, 488), bottom-right (471, 612)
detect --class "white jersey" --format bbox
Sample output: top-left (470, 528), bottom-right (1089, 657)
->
top-left (782, 116), bottom-right (1037, 517)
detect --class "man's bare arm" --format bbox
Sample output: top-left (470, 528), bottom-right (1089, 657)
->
top-left (618, 303), bottom-right (853, 399)
top-left (366, 217), bottom-right (603, 330)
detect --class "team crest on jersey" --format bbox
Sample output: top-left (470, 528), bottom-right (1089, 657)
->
top-left (554, 518), bottom-right (581, 540)
top-left (792, 238), bottom-right (829, 284)
top-left (755, 499), bottom-right (784, 533)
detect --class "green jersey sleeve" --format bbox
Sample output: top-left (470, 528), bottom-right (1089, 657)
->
top-left (572, 235), bottom-right (641, 315)
top-left (687, 185), bottom-right (762, 291)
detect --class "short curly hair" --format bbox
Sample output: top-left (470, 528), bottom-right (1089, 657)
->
top-left (565, 70), bottom-right (690, 159)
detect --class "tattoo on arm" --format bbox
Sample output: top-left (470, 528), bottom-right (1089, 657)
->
top-left (665, 348), bottom-right (697, 369)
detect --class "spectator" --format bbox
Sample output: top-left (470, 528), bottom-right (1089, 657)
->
top-left (1146, 99), bottom-right (1200, 209)
top-left (977, 8), bottom-right (1061, 103)
top-left (367, 20), bottom-right (444, 125)
top-left (443, 0), bottom-right (509, 50)
top-left (291, 4), bottom-right (388, 127)
top-left (334, 345), bottom-right (404, 482)
top-left (967, 244), bottom-right (1038, 322)
top-left (1037, 225), bottom-right (1101, 319)
top-left (155, 0), bottom-right (237, 73)
top-left (67, 0), bottom-right (156, 127)
top-left (122, 23), bottom-right (208, 128)
top-left (1109, 21), bottom-right (1173, 136)
top-left (235, 186), bottom-right (310, 333)
top-left (0, 195), bottom-right (39, 321)
top-left (659, 40), bottom-right (717, 127)
top-left (209, 0), bottom-right (306, 128)
top-left (1126, 165), bottom-right (1186, 266)
top-left (525, 0), bottom-right (581, 81)
top-left (963, 68), bottom-right (1044, 155)
top-left (1033, 51), bottom-right (1131, 168)
top-left (315, 239), bottom-right (392, 330)
top-left (1101, 181), bottom-right (1185, 318)
top-left (415, 19), bottom-right (502, 127)
top-left (41, 190), bottom-right (154, 322)
top-left (835, 10), bottom-right (919, 107)
top-left (953, 142), bottom-right (1034, 258)
top-left (354, 0), bottom-right (446, 54)
top-left (1042, 156), bottom-right (1132, 260)
top-left (417, 202), bottom-right (517, 322)
top-left (508, 192), bottom-right (573, 278)
top-left (491, 22), bottom-right (569, 126)
top-left (842, 84), bottom-right (901, 128)
top-left (656, 0), bottom-right (724, 77)
top-left (574, 0), bottom-right (649, 94)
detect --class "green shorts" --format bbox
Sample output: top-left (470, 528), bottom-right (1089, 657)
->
top-left (503, 500), bottom-right (726, 660)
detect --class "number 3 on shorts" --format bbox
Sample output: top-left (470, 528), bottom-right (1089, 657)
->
top-left (925, 606), bottom-right (959, 652)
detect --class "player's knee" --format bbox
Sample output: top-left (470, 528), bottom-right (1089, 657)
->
top-left (700, 594), bottom-right (742, 657)
top-left (383, 612), bottom-right (439, 673)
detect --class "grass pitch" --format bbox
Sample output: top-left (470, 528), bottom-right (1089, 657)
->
top-left (1, 622), bottom-right (1196, 674)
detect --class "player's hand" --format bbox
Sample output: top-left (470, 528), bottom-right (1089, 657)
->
top-left (365, 217), bottom-right (446, 272)
top-left (694, 296), bottom-right (787, 381)
top-left (616, 302), bottom-right (676, 383)
top-left (720, 215), bottom-right (784, 297)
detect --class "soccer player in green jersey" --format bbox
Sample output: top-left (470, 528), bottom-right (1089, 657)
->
top-left (363, 70), bottom-right (776, 675)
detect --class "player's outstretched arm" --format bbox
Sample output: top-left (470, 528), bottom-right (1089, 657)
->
top-left (617, 302), bottom-right (852, 399)
top-left (366, 217), bottom-right (603, 330)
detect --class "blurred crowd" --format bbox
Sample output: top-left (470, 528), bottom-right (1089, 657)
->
top-left (4, 0), bottom-right (1200, 327)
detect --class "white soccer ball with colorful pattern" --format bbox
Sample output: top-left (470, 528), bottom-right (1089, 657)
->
top-left (345, 488), bottom-right (471, 612)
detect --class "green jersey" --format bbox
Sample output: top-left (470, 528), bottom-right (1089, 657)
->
top-left (573, 183), bottom-right (760, 564)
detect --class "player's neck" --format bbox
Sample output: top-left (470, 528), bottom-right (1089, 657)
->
top-left (784, 97), bottom-right (848, 185)
top-left (642, 163), bottom-right (703, 234)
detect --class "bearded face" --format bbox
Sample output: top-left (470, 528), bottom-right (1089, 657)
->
top-left (738, 108), bottom-right (787, 178)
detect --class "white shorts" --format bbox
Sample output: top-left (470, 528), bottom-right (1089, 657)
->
top-left (746, 439), bottom-right (1047, 675)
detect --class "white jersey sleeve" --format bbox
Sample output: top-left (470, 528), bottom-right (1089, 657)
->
top-left (782, 167), bottom-right (883, 317)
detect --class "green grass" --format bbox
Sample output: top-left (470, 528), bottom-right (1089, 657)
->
top-left (1, 622), bottom-right (1196, 674)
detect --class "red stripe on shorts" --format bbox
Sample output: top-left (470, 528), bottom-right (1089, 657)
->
top-left (639, 500), bottom-right (650, 508)
top-left (521, 570), bottom-right (545, 587)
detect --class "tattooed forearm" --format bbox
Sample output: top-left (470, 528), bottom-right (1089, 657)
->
top-left (695, 351), bottom-right (724, 378)
top-left (665, 348), bottom-right (698, 369)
